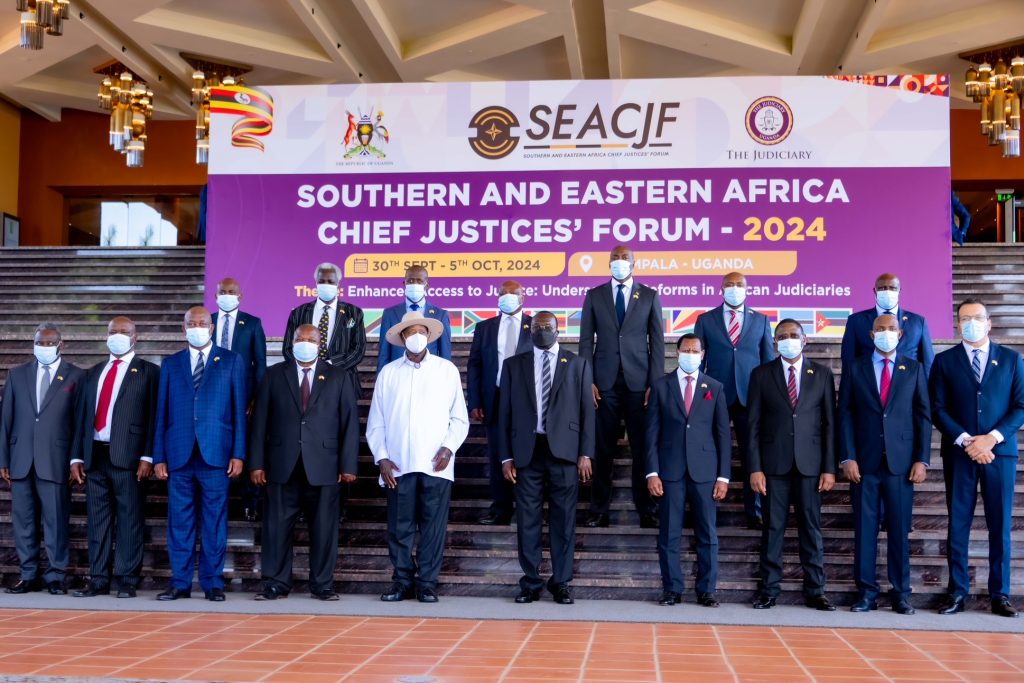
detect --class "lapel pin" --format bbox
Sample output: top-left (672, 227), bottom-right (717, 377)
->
top-left (428, 309), bottom-right (435, 315)
top-left (213, 357), bottom-right (220, 363)
top-left (318, 374), bottom-right (326, 381)
top-left (523, 323), bottom-right (529, 329)
top-left (898, 365), bottom-right (906, 371)
top-left (560, 357), bottom-right (567, 363)
top-left (632, 292), bottom-right (640, 300)
top-left (807, 368), bottom-right (814, 375)
top-left (700, 383), bottom-right (708, 389)
top-left (56, 375), bottom-right (63, 381)
top-left (902, 316), bottom-right (908, 322)
top-left (130, 368), bottom-right (138, 374)
top-left (992, 359), bottom-right (999, 366)
top-left (238, 320), bottom-right (245, 326)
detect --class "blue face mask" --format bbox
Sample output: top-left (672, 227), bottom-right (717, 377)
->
top-left (723, 286), bottom-right (746, 308)
top-left (293, 341), bottom-right (319, 363)
top-left (777, 338), bottom-right (803, 360)
top-left (610, 259), bottom-right (632, 281)
top-left (185, 327), bottom-right (211, 348)
top-left (875, 290), bottom-right (899, 311)
top-left (961, 319), bottom-right (987, 344)
top-left (106, 334), bottom-right (133, 356)
top-left (405, 283), bottom-right (425, 303)
top-left (216, 294), bottom-right (239, 312)
top-left (873, 330), bottom-right (899, 354)
top-left (33, 344), bottom-right (59, 365)
top-left (498, 293), bottom-right (521, 314)
top-left (677, 352), bottom-right (702, 374)
top-left (316, 283), bottom-right (338, 302)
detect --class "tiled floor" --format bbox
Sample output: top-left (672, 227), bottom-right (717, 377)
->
top-left (0, 609), bottom-right (1021, 682)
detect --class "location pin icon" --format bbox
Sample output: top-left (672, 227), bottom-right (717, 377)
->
top-left (580, 255), bottom-right (593, 273)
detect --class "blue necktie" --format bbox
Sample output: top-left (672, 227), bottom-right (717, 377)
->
top-left (193, 351), bottom-right (205, 390)
top-left (615, 284), bottom-right (626, 326)
top-left (540, 351), bottom-right (552, 430)
top-left (410, 302), bottom-right (419, 311)
top-left (972, 348), bottom-right (982, 383)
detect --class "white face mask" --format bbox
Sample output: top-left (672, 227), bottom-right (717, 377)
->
top-left (185, 327), bottom-right (211, 348)
top-left (961, 319), bottom-right (988, 344)
top-left (316, 283), bottom-right (338, 302)
top-left (106, 333), bottom-right (133, 356)
top-left (875, 290), bottom-right (899, 311)
top-left (293, 341), bottom-right (319, 363)
top-left (610, 259), bottom-right (632, 281)
top-left (404, 332), bottom-right (428, 354)
top-left (405, 283), bottom-right (425, 303)
top-left (216, 294), bottom-right (240, 312)
top-left (677, 352), bottom-right (702, 374)
top-left (723, 286), bottom-right (746, 307)
top-left (33, 344), bottom-right (59, 365)
top-left (498, 293), bottom-right (521, 314)
top-left (777, 338), bottom-right (803, 360)
top-left (873, 330), bottom-right (899, 354)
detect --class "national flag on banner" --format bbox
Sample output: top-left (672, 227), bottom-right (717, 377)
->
top-left (209, 85), bottom-right (275, 151)
top-left (779, 309), bottom-right (816, 334)
top-left (460, 310), bottom-right (495, 335)
top-left (669, 309), bottom-right (701, 334)
top-left (814, 310), bottom-right (850, 337)
top-left (364, 311), bottom-right (383, 336)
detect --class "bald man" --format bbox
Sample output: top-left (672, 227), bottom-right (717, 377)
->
top-left (377, 265), bottom-right (452, 371)
top-left (841, 273), bottom-right (934, 375)
top-left (153, 307), bottom-right (247, 602)
top-left (212, 277), bottom-right (266, 402)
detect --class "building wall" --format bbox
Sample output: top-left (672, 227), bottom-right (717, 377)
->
top-left (0, 100), bottom-right (20, 223)
top-left (950, 108), bottom-right (1024, 188)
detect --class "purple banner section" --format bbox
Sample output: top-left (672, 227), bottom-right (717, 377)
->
top-left (206, 166), bottom-right (952, 338)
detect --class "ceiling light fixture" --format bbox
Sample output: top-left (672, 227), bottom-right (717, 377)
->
top-left (961, 41), bottom-right (1024, 158)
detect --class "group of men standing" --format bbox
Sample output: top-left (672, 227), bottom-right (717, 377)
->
top-left (0, 250), bottom-right (1020, 616)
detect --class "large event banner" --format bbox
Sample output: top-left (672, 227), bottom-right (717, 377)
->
top-left (206, 76), bottom-right (952, 339)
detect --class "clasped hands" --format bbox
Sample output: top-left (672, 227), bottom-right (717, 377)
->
top-left (963, 434), bottom-right (997, 464)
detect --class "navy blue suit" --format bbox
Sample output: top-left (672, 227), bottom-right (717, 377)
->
top-left (212, 310), bottom-right (266, 402)
top-left (841, 307), bottom-right (935, 375)
top-left (645, 370), bottom-right (730, 595)
top-left (467, 312), bottom-right (533, 517)
top-left (838, 354), bottom-right (931, 601)
top-left (154, 344), bottom-right (247, 592)
top-left (930, 342), bottom-right (1024, 600)
top-left (694, 304), bottom-right (775, 521)
top-left (376, 300), bottom-right (452, 371)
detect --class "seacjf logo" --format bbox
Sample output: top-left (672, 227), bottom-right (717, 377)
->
top-left (468, 106), bottom-right (520, 159)
top-left (745, 96), bottom-right (794, 145)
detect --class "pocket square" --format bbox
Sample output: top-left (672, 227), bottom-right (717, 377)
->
top-left (703, 390), bottom-right (713, 401)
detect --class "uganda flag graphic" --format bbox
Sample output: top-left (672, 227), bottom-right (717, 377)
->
top-left (209, 86), bottom-right (274, 152)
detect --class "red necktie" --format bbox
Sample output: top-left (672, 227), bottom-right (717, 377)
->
top-left (94, 359), bottom-right (122, 432)
top-left (879, 358), bottom-right (891, 407)
top-left (787, 365), bottom-right (798, 408)
top-left (684, 376), bottom-right (694, 415)
top-left (728, 310), bottom-right (740, 346)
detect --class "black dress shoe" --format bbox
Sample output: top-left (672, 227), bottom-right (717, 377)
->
top-left (515, 588), bottom-right (541, 604)
top-left (639, 514), bottom-right (659, 529)
top-left (116, 586), bottom-right (137, 599)
top-left (893, 599), bottom-right (915, 615)
top-left (254, 585), bottom-right (288, 601)
top-left (312, 589), bottom-right (339, 601)
top-left (992, 597), bottom-right (1018, 618)
top-left (479, 510), bottom-right (513, 526)
top-left (47, 582), bottom-right (67, 595)
top-left (72, 584), bottom-right (110, 598)
top-left (850, 598), bottom-right (878, 613)
top-left (157, 588), bottom-right (191, 601)
top-left (938, 595), bottom-right (966, 615)
top-left (585, 513), bottom-right (609, 528)
top-left (805, 595), bottom-right (836, 611)
top-left (697, 593), bottom-right (720, 608)
top-left (746, 516), bottom-right (764, 531)
top-left (658, 591), bottom-right (682, 606)
top-left (380, 582), bottom-right (412, 602)
top-left (550, 583), bottom-right (574, 605)
top-left (753, 594), bottom-right (777, 609)
top-left (417, 588), bottom-right (439, 603)
top-left (5, 578), bottom-right (42, 594)
top-left (205, 588), bottom-right (226, 602)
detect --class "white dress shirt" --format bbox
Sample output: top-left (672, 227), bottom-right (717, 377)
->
top-left (188, 342), bottom-right (214, 373)
top-left (782, 356), bottom-right (804, 397)
top-left (875, 304), bottom-right (899, 318)
top-left (533, 343), bottom-right (559, 435)
top-left (496, 311), bottom-right (523, 386)
top-left (35, 358), bottom-right (60, 411)
top-left (646, 368), bottom-right (729, 483)
top-left (312, 298), bottom-right (337, 348)
top-left (94, 351), bottom-right (135, 442)
top-left (215, 311), bottom-right (238, 350)
top-left (955, 340), bottom-right (1004, 447)
top-left (367, 352), bottom-right (469, 484)
top-left (296, 361), bottom-right (316, 386)
top-left (611, 277), bottom-right (634, 312)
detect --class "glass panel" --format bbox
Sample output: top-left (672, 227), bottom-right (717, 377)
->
top-left (66, 194), bottom-right (200, 246)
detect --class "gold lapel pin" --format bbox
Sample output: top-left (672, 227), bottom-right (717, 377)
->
top-left (898, 365), bottom-right (906, 371)
top-left (992, 359), bottom-right (999, 366)
top-left (560, 357), bottom-right (567, 363)
top-left (902, 316), bottom-right (908, 322)
top-left (318, 374), bottom-right (326, 380)
top-left (428, 309), bottom-right (435, 314)
top-left (56, 375), bottom-right (63, 381)
top-left (238, 320), bottom-right (245, 326)
top-left (130, 368), bottom-right (138, 373)
top-left (807, 368), bottom-right (814, 375)
top-left (213, 357), bottom-right (220, 362)
top-left (700, 383), bottom-right (708, 389)
top-left (632, 292), bottom-right (640, 300)
top-left (523, 323), bottom-right (529, 329)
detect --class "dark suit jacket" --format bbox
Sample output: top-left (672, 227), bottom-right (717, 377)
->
top-left (77, 356), bottom-right (159, 470)
top-left (929, 342), bottom-right (1024, 460)
top-left (747, 358), bottom-right (836, 477)
top-left (644, 371), bottom-right (731, 483)
top-left (0, 359), bottom-right (85, 483)
top-left (212, 310), bottom-right (266, 401)
top-left (579, 281), bottom-right (664, 392)
top-left (841, 307), bottom-right (934, 375)
top-left (282, 299), bottom-right (366, 372)
top-left (837, 354), bottom-right (931, 476)
top-left (376, 300), bottom-right (452, 371)
top-left (153, 345), bottom-right (247, 471)
top-left (467, 313), bottom-right (533, 425)
top-left (497, 347), bottom-right (595, 466)
top-left (694, 304), bottom-right (776, 406)
top-left (248, 360), bottom-right (359, 487)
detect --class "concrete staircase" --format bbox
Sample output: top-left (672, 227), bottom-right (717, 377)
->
top-left (0, 244), bottom-right (1021, 606)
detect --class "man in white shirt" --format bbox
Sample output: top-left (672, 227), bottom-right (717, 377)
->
top-left (368, 312), bottom-right (469, 603)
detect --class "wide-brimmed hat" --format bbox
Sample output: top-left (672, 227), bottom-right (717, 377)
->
top-left (385, 311), bottom-right (444, 348)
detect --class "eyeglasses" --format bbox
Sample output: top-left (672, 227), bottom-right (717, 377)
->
top-left (958, 315), bottom-right (988, 324)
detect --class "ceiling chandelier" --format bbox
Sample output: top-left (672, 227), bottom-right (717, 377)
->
top-left (16, 0), bottom-right (70, 50)
top-left (962, 41), bottom-right (1024, 158)
top-left (95, 62), bottom-right (154, 168)
top-left (182, 53), bottom-right (252, 165)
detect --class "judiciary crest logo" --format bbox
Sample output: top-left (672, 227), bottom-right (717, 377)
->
top-left (343, 108), bottom-right (390, 159)
top-left (468, 106), bottom-right (520, 159)
top-left (745, 96), bottom-right (794, 145)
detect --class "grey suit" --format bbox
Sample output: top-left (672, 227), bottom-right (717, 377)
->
top-left (0, 358), bottom-right (85, 584)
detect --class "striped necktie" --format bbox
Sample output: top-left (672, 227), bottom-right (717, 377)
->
top-left (193, 351), bottom-right (205, 390)
top-left (540, 351), bottom-right (552, 430)
top-left (728, 309), bottom-right (740, 346)
top-left (220, 314), bottom-right (231, 350)
top-left (972, 348), bottom-right (982, 383)
top-left (879, 358), bottom-right (891, 407)
top-left (317, 305), bottom-right (330, 359)
top-left (787, 365), bottom-right (798, 408)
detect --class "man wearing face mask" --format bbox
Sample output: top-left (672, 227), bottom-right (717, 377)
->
top-left (841, 273), bottom-right (934, 376)
top-left (645, 334), bottom-right (731, 608)
top-left (0, 323), bottom-right (84, 595)
top-left (153, 307), bottom-right (247, 602)
top-left (468, 280), bottom-right (533, 526)
top-left (930, 299), bottom-right (1024, 617)
top-left (838, 314), bottom-right (930, 615)
top-left (377, 265), bottom-right (452, 371)
top-left (579, 244), bottom-right (665, 529)
top-left (497, 312), bottom-right (594, 605)
top-left (747, 319), bottom-right (837, 611)
top-left (694, 272), bottom-right (775, 530)
top-left (367, 312), bottom-right (469, 603)
top-left (71, 317), bottom-right (159, 599)
top-left (282, 262), bottom-right (366, 373)
top-left (248, 325), bottom-right (359, 601)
